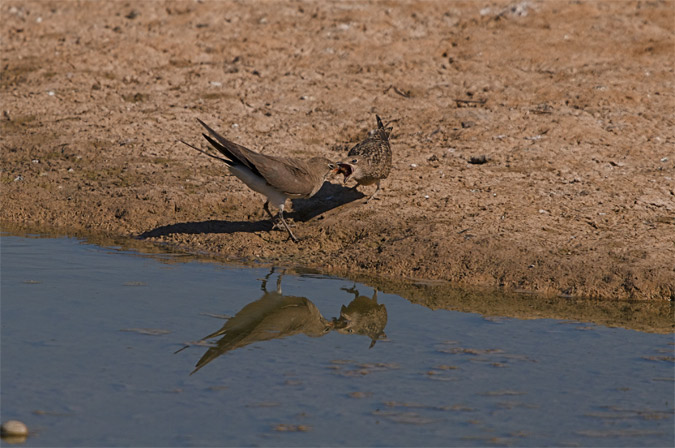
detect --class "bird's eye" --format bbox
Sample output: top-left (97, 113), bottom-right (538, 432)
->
top-left (328, 163), bottom-right (336, 169)
top-left (351, 159), bottom-right (358, 164)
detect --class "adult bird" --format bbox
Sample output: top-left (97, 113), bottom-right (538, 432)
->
top-left (181, 119), bottom-right (337, 242)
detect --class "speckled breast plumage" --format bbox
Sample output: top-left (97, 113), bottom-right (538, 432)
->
top-left (347, 132), bottom-right (392, 185)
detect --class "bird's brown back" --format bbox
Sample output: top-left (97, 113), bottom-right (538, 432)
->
top-left (246, 153), bottom-right (331, 198)
top-left (197, 119), bottom-right (332, 198)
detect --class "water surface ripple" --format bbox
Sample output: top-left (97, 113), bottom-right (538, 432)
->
top-left (1, 235), bottom-right (673, 447)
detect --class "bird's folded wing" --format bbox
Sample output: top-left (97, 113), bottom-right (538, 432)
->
top-left (244, 154), bottom-right (317, 197)
top-left (197, 119), bottom-right (316, 196)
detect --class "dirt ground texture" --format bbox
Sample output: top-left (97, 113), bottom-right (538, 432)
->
top-left (2, 1), bottom-right (674, 301)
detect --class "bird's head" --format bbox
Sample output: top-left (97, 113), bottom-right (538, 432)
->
top-left (308, 157), bottom-right (339, 180)
top-left (337, 156), bottom-right (364, 184)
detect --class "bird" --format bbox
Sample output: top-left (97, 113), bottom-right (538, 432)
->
top-left (337, 115), bottom-right (393, 202)
top-left (333, 286), bottom-right (388, 348)
top-left (182, 270), bottom-right (333, 374)
top-left (180, 119), bottom-right (337, 242)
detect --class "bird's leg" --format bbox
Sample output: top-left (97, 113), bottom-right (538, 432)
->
top-left (365, 180), bottom-right (381, 203)
top-left (278, 209), bottom-right (299, 243)
top-left (263, 201), bottom-right (275, 221)
top-left (276, 271), bottom-right (283, 293)
top-left (260, 267), bottom-right (275, 292)
top-left (264, 201), bottom-right (286, 231)
top-left (340, 284), bottom-right (359, 299)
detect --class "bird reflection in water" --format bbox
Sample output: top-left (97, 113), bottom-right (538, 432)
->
top-left (333, 286), bottom-right (388, 348)
top-left (179, 270), bottom-right (334, 374)
top-left (177, 271), bottom-right (389, 374)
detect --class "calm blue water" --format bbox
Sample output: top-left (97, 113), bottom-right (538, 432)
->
top-left (1, 235), bottom-right (673, 446)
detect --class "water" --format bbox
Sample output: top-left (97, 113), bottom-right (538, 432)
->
top-left (1, 234), bottom-right (673, 447)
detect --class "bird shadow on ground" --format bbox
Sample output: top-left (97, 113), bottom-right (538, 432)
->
top-left (289, 182), bottom-right (364, 222)
top-left (137, 219), bottom-right (272, 239)
top-left (137, 182), bottom-right (363, 239)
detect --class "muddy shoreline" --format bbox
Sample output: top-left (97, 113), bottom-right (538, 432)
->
top-left (3, 222), bottom-right (672, 334)
top-left (2, 1), bottom-right (674, 301)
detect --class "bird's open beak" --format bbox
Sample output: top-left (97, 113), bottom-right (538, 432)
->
top-left (337, 163), bottom-right (354, 184)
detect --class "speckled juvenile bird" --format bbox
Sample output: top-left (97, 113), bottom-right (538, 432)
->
top-left (333, 286), bottom-right (388, 349)
top-left (180, 119), bottom-right (337, 243)
top-left (337, 115), bottom-right (393, 202)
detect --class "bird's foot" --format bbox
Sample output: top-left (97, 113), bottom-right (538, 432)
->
top-left (270, 219), bottom-right (284, 231)
top-left (365, 183), bottom-right (382, 203)
top-left (271, 218), bottom-right (295, 231)
top-left (277, 211), bottom-right (299, 243)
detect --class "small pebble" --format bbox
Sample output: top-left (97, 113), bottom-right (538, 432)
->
top-left (1, 420), bottom-right (28, 437)
top-left (410, 163), bottom-right (417, 168)
top-left (274, 424), bottom-right (310, 432)
top-left (348, 391), bottom-right (370, 398)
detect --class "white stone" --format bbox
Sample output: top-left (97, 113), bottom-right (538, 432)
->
top-left (1, 420), bottom-right (28, 436)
